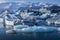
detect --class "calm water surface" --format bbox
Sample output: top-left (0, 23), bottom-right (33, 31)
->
top-left (0, 26), bottom-right (60, 40)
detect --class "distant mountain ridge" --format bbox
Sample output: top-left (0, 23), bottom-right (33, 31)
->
top-left (0, 2), bottom-right (60, 13)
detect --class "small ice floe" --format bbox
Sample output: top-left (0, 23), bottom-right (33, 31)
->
top-left (6, 29), bottom-right (17, 34)
top-left (46, 20), bottom-right (51, 25)
top-left (0, 18), bottom-right (4, 28)
top-left (55, 19), bottom-right (60, 26)
top-left (57, 27), bottom-right (60, 32)
top-left (40, 13), bottom-right (50, 19)
top-left (5, 19), bottom-right (15, 34)
top-left (50, 13), bottom-right (57, 17)
top-left (5, 20), bottom-right (14, 25)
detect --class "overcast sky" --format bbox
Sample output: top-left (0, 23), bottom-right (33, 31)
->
top-left (0, 0), bottom-right (60, 5)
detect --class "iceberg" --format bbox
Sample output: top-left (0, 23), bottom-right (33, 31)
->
top-left (14, 25), bottom-right (57, 33)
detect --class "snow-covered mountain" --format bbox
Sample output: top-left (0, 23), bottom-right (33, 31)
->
top-left (0, 2), bottom-right (60, 12)
top-left (0, 2), bottom-right (60, 26)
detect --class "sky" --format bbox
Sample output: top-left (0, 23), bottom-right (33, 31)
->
top-left (0, 0), bottom-right (60, 5)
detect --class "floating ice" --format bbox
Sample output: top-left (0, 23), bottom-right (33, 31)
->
top-left (0, 2), bottom-right (60, 33)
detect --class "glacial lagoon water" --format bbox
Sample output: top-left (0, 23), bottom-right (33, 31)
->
top-left (0, 26), bottom-right (60, 40)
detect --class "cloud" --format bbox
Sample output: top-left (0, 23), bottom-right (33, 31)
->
top-left (0, 0), bottom-right (5, 2)
top-left (0, 0), bottom-right (27, 3)
top-left (6, 0), bottom-right (27, 2)
top-left (0, 0), bottom-right (6, 3)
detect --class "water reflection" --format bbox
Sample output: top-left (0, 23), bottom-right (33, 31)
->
top-left (5, 32), bottom-right (60, 40)
top-left (0, 26), bottom-right (60, 40)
